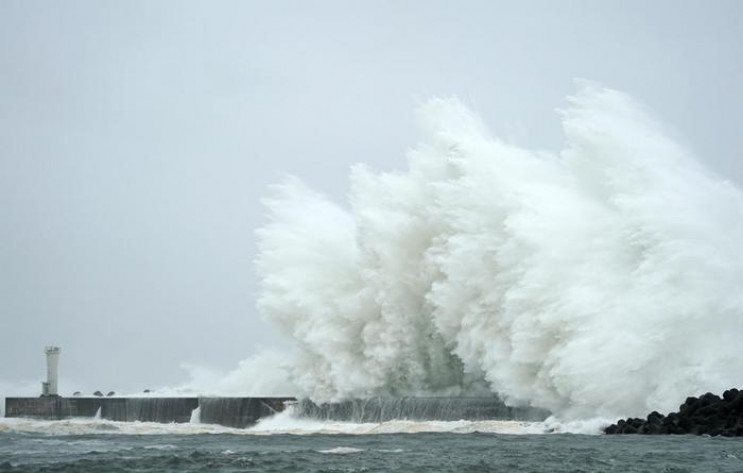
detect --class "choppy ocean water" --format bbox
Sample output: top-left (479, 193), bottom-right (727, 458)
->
top-left (2, 418), bottom-right (742, 473)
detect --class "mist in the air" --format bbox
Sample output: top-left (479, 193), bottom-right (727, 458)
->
top-left (252, 84), bottom-right (743, 420)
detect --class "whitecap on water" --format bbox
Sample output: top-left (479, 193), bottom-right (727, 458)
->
top-left (317, 447), bottom-right (365, 454)
top-left (0, 411), bottom-right (609, 436)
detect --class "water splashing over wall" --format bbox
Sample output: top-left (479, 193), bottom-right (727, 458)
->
top-left (255, 84), bottom-right (743, 419)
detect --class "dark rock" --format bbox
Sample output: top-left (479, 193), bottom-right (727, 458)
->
top-left (678, 416), bottom-right (694, 431)
top-left (622, 424), bottom-right (638, 434)
top-left (699, 392), bottom-right (721, 406)
top-left (645, 412), bottom-right (665, 434)
top-left (696, 405), bottom-right (717, 418)
top-left (605, 388), bottom-right (743, 436)
top-left (106, 391), bottom-right (116, 397)
top-left (732, 392), bottom-right (743, 411)
top-left (647, 411), bottom-right (664, 425)
top-left (93, 391), bottom-right (103, 397)
top-left (679, 397), bottom-right (700, 415)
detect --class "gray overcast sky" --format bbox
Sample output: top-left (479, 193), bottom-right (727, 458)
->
top-left (1, 0), bottom-right (741, 394)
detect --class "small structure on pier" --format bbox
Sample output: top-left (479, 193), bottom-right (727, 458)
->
top-left (41, 346), bottom-right (60, 397)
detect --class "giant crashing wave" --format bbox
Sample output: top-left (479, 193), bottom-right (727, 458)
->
top-left (254, 83), bottom-right (743, 421)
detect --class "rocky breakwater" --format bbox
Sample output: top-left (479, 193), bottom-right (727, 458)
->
top-left (605, 389), bottom-right (743, 436)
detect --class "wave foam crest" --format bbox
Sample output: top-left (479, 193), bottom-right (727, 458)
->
top-left (0, 415), bottom-right (605, 436)
top-left (255, 84), bottom-right (743, 419)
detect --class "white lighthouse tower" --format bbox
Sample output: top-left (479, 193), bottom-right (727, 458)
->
top-left (42, 346), bottom-right (61, 396)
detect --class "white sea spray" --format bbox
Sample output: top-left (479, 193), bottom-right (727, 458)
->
top-left (254, 83), bottom-right (743, 420)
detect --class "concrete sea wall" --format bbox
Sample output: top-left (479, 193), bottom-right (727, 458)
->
top-left (296, 396), bottom-right (550, 422)
top-left (6, 396), bottom-right (551, 427)
top-left (4, 397), bottom-right (295, 428)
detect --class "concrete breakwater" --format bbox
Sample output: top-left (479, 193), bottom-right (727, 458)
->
top-left (5, 396), bottom-right (550, 427)
top-left (4, 397), bottom-right (295, 428)
top-left (296, 397), bottom-right (550, 423)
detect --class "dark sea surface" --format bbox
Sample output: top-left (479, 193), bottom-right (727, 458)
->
top-left (2, 429), bottom-right (743, 473)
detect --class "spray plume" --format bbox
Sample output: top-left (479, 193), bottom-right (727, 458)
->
top-left (255, 84), bottom-right (743, 419)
